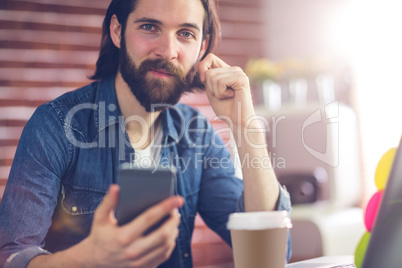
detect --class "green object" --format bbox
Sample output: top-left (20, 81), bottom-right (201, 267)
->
top-left (355, 232), bottom-right (371, 268)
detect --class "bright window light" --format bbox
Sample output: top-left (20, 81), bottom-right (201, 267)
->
top-left (331, 0), bottom-right (402, 195)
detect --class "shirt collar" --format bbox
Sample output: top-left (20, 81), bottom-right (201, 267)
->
top-left (95, 75), bottom-right (122, 131)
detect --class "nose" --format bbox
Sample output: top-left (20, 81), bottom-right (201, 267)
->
top-left (153, 33), bottom-right (178, 61)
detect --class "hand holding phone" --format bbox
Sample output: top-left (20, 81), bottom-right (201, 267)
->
top-left (75, 184), bottom-right (184, 268)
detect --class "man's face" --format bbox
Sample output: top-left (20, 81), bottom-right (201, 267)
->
top-left (118, 0), bottom-right (207, 112)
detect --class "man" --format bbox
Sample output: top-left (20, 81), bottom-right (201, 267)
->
top-left (0, 0), bottom-right (291, 267)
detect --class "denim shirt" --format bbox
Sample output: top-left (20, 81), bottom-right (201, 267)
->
top-left (0, 75), bottom-right (291, 268)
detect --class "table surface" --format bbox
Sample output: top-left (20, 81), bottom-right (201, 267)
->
top-left (286, 255), bottom-right (355, 268)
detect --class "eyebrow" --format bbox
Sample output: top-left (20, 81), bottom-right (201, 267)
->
top-left (134, 17), bottom-right (201, 32)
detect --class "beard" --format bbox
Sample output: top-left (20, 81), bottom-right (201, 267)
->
top-left (119, 37), bottom-right (205, 112)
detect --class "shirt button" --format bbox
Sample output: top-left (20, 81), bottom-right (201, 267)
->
top-left (72, 206), bottom-right (78, 212)
top-left (184, 253), bottom-right (189, 258)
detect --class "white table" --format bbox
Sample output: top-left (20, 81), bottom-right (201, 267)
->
top-left (286, 255), bottom-right (355, 268)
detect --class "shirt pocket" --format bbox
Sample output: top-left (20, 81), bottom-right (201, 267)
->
top-left (61, 183), bottom-right (107, 215)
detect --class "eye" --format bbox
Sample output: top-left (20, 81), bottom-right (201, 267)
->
top-left (141, 24), bottom-right (157, 31)
top-left (179, 31), bottom-right (195, 39)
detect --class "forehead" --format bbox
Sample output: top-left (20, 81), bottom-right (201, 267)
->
top-left (130, 0), bottom-right (205, 29)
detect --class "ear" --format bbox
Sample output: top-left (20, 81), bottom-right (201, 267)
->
top-left (198, 37), bottom-right (209, 60)
top-left (110, 15), bottom-right (122, 49)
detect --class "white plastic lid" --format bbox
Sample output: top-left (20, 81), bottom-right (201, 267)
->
top-left (227, 211), bottom-right (292, 230)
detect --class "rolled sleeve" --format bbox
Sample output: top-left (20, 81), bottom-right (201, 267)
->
top-left (4, 247), bottom-right (50, 268)
top-left (236, 191), bottom-right (245, 212)
top-left (276, 184), bottom-right (292, 262)
top-left (276, 184), bottom-right (292, 213)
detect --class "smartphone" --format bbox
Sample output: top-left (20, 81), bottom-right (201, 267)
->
top-left (115, 164), bottom-right (176, 228)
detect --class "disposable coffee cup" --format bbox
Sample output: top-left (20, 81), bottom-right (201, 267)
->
top-left (227, 211), bottom-right (292, 268)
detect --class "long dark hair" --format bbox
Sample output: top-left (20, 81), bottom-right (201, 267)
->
top-left (89, 0), bottom-right (221, 81)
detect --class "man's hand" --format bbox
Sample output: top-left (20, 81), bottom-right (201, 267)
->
top-left (84, 184), bottom-right (184, 268)
top-left (198, 53), bottom-right (255, 127)
top-left (28, 185), bottom-right (184, 268)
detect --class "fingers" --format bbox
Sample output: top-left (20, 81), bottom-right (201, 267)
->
top-left (121, 196), bottom-right (184, 240)
top-left (124, 210), bottom-right (180, 267)
top-left (93, 184), bottom-right (120, 224)
top-left (205, 67), bottom-right (249, 99)
top-left (198, 53), bottom-right (230, 82)
top-left (198, 54), bottom-right (249, 100)
top-left (205, 68), bottom-right (237, 99)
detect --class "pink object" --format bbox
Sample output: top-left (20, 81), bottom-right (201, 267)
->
top-left (364, 191), bottom-right (383, 232)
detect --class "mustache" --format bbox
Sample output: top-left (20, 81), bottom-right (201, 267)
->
top-left (139, 59), bottom-right (185, 82)
top-left (139, 58), bottom-right (206, 91)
